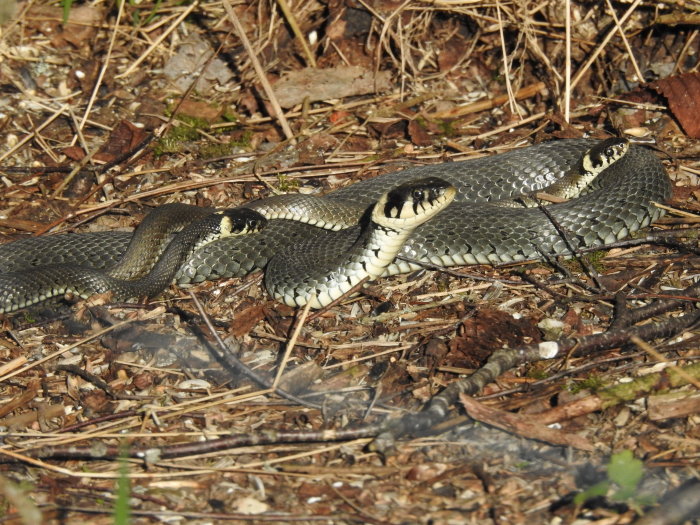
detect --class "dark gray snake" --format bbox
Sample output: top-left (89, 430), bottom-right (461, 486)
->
top-left (0, 138), bottom-right (672, 312)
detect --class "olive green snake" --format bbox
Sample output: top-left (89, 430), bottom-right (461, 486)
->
top-left (0, 138), bottom-right (672, 313)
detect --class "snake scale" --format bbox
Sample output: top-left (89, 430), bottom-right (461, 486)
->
top-left (0, 138), bottom-right (672, 312)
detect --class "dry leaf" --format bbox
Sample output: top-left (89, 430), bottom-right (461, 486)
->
top-left (649, 72), bottom-right (700, 138)
top-left (272, 66), bottom-right (392, 108)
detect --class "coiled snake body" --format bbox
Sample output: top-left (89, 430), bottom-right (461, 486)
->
top-left (0, 139), bottom-right (672, 312)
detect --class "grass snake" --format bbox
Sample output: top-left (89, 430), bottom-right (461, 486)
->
top-left (0, 138), bottom-right (672, 312)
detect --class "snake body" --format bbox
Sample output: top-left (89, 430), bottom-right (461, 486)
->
top-left (0, 209), bottom-right (265, 312)
top-left (0, 139), bottom-right (671, 312)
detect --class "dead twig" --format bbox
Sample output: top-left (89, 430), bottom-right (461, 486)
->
top-left (188, 291), bottom-right (323, 410)
top-left (372, 282), bottom-right (700, 448)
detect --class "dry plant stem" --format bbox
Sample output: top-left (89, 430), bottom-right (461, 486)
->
top-left (495, 0), bottom-right (521, 117)
top-left (54, 364), bottom-right (120, 399)
top-left (477, 351), bottom-right (646, 401)
top-left (630, 335), bottom-right (700, 389)
top-left (27, 426), bottom-right (381, 463)
top-left (612, 280), bottom-right (700, 328)
top-left (275, 0), bottom-right (316, 67)
top-left (0, 380), bottom-right (38, 418)
top-left (57, 410), bottom-right (140, 433)
top-left (533, 202), bottom-right (605, 292)
top-left (428, 82), bottom-right (545, 119)
top-left (188, 292), bottom-right (322, 410)
top-left (41, 507), bottom-right (352, 523)
top-left (564, 0), bottom-right (571, 121)
top-left (533, 360), bottom-right (700, 425)
top-left (78, 0), bottom-right (123, 131)
top-left (273, 299), bottom-right (313, 389)
top-left (458, 394), bottom-right (594, 450)
top-left (0, 356), bottom-right (27, 377)
top-left (472, 111), bottom-right (547, 141)
top-left (222, 0), bottom-right (295, 142)
top-left (397, 256), bottom-right (521, 285)
top-left (0, 103), bottom-right (68, 164)
top-left (604, 0), bottom-right (644, 83)
top-left (116, 2), bottom-right (199, 78)
top-left (570, 0), bottom-right (643, 90)
top-left (67, 107), bottom-right (91, 156)
top-left (51, 144), bottom-right (100, 198)
top-left (672, 29), bottom-right (699, 75)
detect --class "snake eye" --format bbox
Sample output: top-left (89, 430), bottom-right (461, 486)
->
top-left (412, 189), bottom-right (424, 202)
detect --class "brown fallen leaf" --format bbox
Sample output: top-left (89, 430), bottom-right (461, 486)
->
top-left (272, 66), bottom-right (392, 108)
top-left (649, 72), bottom-right (700, 138)
top-left (174, 99), bottom-right (223, 122)
top-left (229, 303), bottom-right (266, 338)
top-left (93, 120), bottom-right (147, 163)
top-left (26, 5), bottom-right (103, 49)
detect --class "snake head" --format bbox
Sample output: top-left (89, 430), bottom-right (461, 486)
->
top-left (581, 137), bottom-right (630, 175)
top-left (374, 177), bottom-right (456, 229)
top-left (216, 209), bottom-right (267, 236)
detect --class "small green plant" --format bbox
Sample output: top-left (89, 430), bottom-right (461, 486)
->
top-left (569, 374), bottom-right (605, 394)
top-left (562, 250), bottom-right (607, 274)
top-left (112, 448), bottom-right (132, 525)
top-left (435, 118), bottom-right (457, 137)
top-left (154, 118), bottom-right (208, 155)
top-left (575, 450), bottom-right (655, 513)
top-left (276, 174), bottom-right (300, 192)
top-left (526, 366), bottom-right (550, 381)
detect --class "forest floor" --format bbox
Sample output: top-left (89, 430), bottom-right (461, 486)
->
top-left (0, 1), bottom-right (698, 523)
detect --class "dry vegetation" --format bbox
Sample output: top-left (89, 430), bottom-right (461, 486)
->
top-left (0, 0), bottom-right (699, 523)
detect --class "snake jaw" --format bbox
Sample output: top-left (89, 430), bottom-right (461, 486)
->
top-left (216, 209), bottom-right (267, 237)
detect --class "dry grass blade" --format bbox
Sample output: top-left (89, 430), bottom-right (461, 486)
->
top-left (275, 0), bottom-right (317, 68)
top-left (604, 0), bottom-right (644, 84)
top-left (116, 2), bottom-right (198, 78)
top-left (0, 104), bottom-right (68, 164)
top-left (495, 0), bottom-right (521, 117)
top-left (78, 0), bottom-right (123, 131)
top-left (223, 0), bottom-right (295, 142)
top-left (564, 0), bottom-right (571, 121)
top-left (273, 298), bottom-right (313, 389)
top-left (570, 0), bottom-right (643, 90)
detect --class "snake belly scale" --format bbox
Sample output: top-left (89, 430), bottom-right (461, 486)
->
top-left (0, 139), bottom-right (671, 312)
